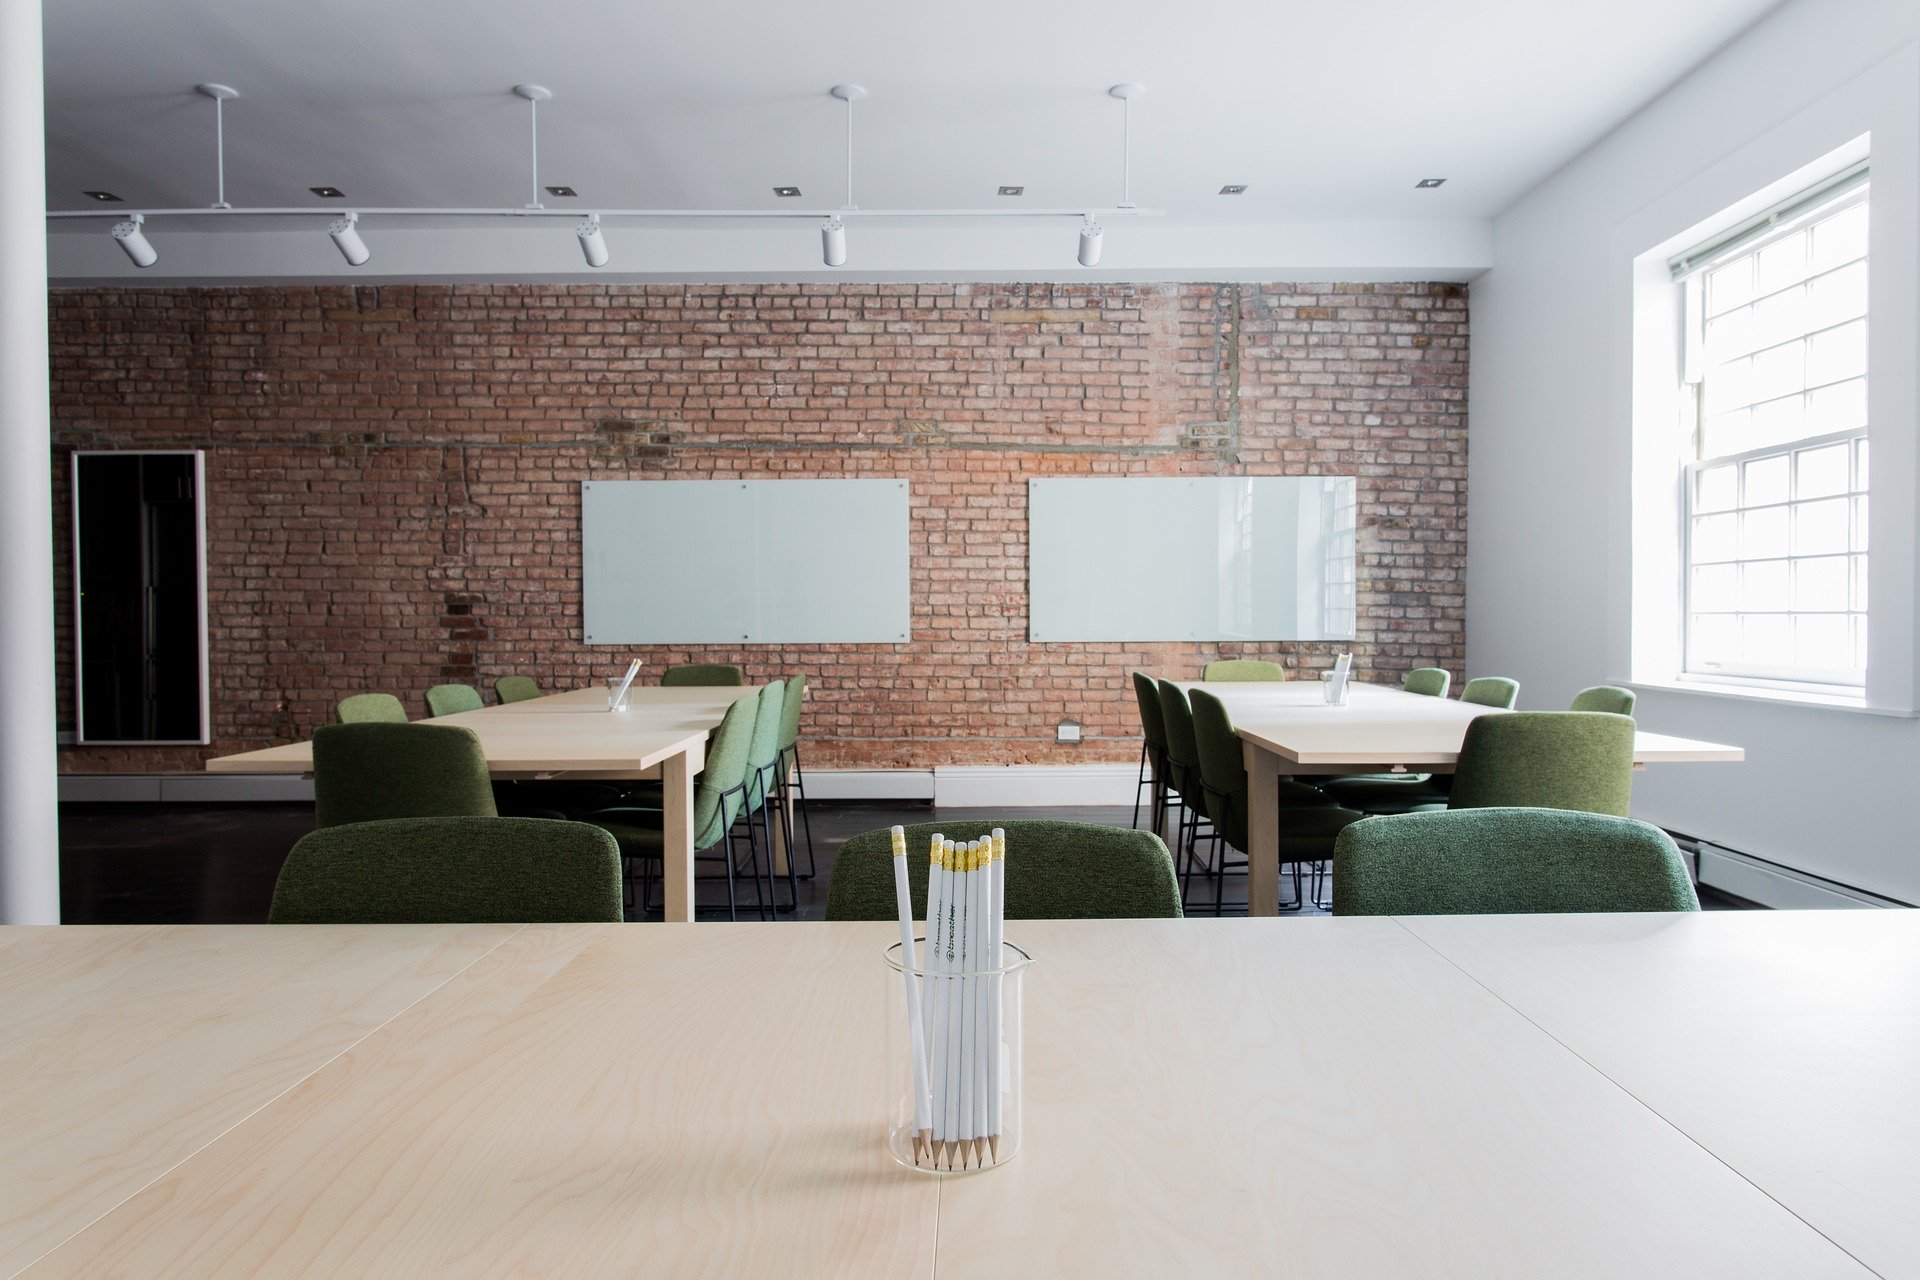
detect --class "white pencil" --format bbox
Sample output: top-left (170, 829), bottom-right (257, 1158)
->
top-left (969, 835), bottom-right (991, 1165)
top-left (923, 833), bottom-right (948, 1167)
top-left (889, 826), bottom-right (932, 1166)
top-left (943, 838), bottom-right (968, 1167)
top-left (988, 827), bottom-right (1006, 1161)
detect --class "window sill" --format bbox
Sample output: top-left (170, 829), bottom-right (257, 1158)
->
top-left (1624, 678), bottom-right (1918, 718)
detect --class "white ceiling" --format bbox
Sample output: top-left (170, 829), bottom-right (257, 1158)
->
top-left (42, 0), bottom-right (1785, 281)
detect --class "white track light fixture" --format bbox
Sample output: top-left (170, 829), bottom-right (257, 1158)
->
top-left (328, 212), bottom-right (370, 265)
top-left (111, 213), bottom-right (156, 267)
top-left (823, 83), bottom-right (866, 266)
top-left (1077, 218), bottom-right (1104, 267)
top-left (821, 216), bottom-right (847, 267)
top-left (577, 215), bottom-right (609, 267)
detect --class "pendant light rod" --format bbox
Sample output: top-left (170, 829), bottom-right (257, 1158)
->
top-left (513, 85), bottom-right (552, 210)
top-left (830, 84), bottom-right (866, 210)
top-left (196, 83), bottom-right (238, 210)
top-left (1108, 84), bottom-right (1144, 210)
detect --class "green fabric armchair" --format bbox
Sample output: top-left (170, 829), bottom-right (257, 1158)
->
top-left (495, 675), bottom-right (542, 704)
top-left (662, 664), bottom-right (745, 687)
top-left (1332, 808), bottom-right (1698, 916)
top-left (336, 692), bottom-right (408, 724)
top-left (1202, 659), bottom-right (1287, 682)
top-left (270, 816), bottom-right (623, 923)
top-left (424, 683), bottom-right (485, 717)
top-left (1460, 677), bottom-right (1520, 709)
top-left (311, 722), bottom-right (498, 829)
top-left (1448, 711), bottom-right (1637, 816)
top-left (1571, 685), bottom-right (1636, 715)
top-left (1131, 671), bottom-right (1171, 830)
top-left (1403, 667), bottom-right (1451, 698)
top-left (827, 820), bottom-right (1180, 920)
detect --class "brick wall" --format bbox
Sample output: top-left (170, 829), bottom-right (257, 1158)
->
top-left (48, 282), bottom-right (1468, 773)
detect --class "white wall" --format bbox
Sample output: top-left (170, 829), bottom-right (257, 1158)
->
top-left (1470, 0), bottom-right (1920, 904)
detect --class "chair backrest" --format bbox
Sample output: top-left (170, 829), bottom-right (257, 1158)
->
top-left (1187, 689), bottom-right (1249, 853)
top-left (1448, 711), bottom-right (1636, 816)
top-left (1154, 679), bottom-right (1206, 816)
top-left (827, 820), bottom-right (1181, 920)
top-left (1460, 676), bottom-right (1520, 709)
top-left (743, 680), bottom-right (786, 807)
top-left (777, 674), bottom-right (807, 753)
top-left (311, 722), bottom-right (498, 828)
top-left (690, 688), bottom-right (759, 849)
top-left (270, 816), bottom-right (623, 923)
top-left (495, 675), bottom-right (541, 704)
top-left (336, 692), bottom-right (407, 724)
top-left (1203, 659), bottom-right (1287, 682)
top-left (424, 683), bottom-right (485, 717)
top-left (1332, 808), bottom-right (1698, 916)
top-left (1403, 667), bottom-right (1452, 698)
top-left (1570, 684), bottom-right (1636, 715)
top-left (662, 664), bottom-right (745, 687)
top-left (1130, 672), bottom-right (1168, 752)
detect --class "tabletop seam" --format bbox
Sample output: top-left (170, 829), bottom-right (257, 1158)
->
top-left (1384, 916), bottom-right (1886, 1280)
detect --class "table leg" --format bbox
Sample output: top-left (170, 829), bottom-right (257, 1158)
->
top-left (660, 749), bottom-right (696, 923)
top-left (1244, 739), bottom-right (1281, 918)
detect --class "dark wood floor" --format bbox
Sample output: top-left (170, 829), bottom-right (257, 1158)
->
top-left (57, 800), bottom-right (1756, 925)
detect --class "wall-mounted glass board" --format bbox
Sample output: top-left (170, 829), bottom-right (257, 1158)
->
top-left (71, 450), bottom-right (210, 744)
top-left (1028, 476), bottom-right (1357, 642)
top-left (581, 479), bottom-right (912, 644)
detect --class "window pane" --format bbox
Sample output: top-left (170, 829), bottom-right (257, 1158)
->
top-left (1748, 395), bottom-right (1810, 451)
top-left (1750, 341), bottom-right (1806, 403)
top-left (1744, 454), bottom-right (1789, 506)
top-left (1792, 556), bottom-right (1848, 612)
top-left (1806, 259), bottom-right (1868, 329)
top-left (1742, 560), bottom-right (1789, 613)
top-left (1691, 562), bottom-right (1739, 612)
top-left (1795, 614), bottom-right (1850, 668)
top-left (1810, 203), bottom-right (1868, 271)
top-left (1856, 437), bottom-right (1869, 487)
top-left (1852, 495), bottom-right (1868, 551)
top-left (1804, 378), bottom-right (1866, 435)
top-left (1691, 513), bottom-right (1739, 563)
top-left (1795, 443), bottom-right (1850, 499)
top-left (1851, 555), bottom-right (1869, 611)
top-left (1701, 408), bottom-right (1752, 457)
top-left (1755, 232), bottom-right (1810, 294)
top-left (1742, 506), bottom-right (1789, 559)
top-left (1806, 318), bottom-right (1867, 387)
top-left (1691, 613), bottom-right (1738, 666)
top-left (1742, 614), bottom-right (1792, 666)
top-left (1707, 258), bottom-right (1756, 315)
top-left (1793, 497), bottom-right (1849, 556)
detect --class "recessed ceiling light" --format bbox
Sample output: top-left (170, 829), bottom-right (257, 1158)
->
top-left (545, 185), bottom-right (578, 197)
top-left (998, 185), bottom-right (1024, 197)
top-left (773, 186), bottom-right (802, 198)
top-left (1219, 184), bottom-right (1247, 195)
top-left (309, 186), bottom-right (345, 198)
top-left (1416, 177), bottom-right (1447, 189)
top-left (83, 190), bottom-right (122, 202)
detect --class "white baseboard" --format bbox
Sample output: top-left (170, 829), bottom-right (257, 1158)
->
top-left (1691, 842), bottom-right (1905, 909)
top-left (932, 764), bottom-right (1141, 808)
top-left (803, 770), bottom-right (936, 801)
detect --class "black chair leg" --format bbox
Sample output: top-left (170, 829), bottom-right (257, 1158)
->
top-left (790, 744), bottom-right (818, 879)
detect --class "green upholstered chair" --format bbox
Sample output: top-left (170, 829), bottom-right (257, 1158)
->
top-left (1404, 667), bottom-right (1452, 698)
top-left (741, 680), bottom-right (789, 909)
top-left (1189, 688), bottom-right (1362, 913)
top-left (495, 675), bottom-right (542, 704)
top-left (311, 722), bottom-right (497, 829)
top-left (827, 820), bottom-right (1181, 921)
top-left (1130, 672), bottom-right (1173, 831)
top-left (1460, 676), bottom-right (1520, 709)
top-left (774, 673), bottom-right (816, 879)
top-left (661, 664), bottom-right (745, 687)
top-left (1203, 659), bottom-right (1287, 682)
top-left (1448, 711), bottom-right (1637, 817)
top-left (424, 683), bottom-right (485, 717)
top-left (1571, 684), bottom-right (1636, 715)
top-left (1154, 680), bottom-right (1211, 876)
top-left (336, 692), bottom-right (408, 724)
top-left (585, 687), bottom-right (762, 920)
top-left (1332, 808), bottom-right (1698, 917)
top-left (269, 816), bottom-right (623, 924)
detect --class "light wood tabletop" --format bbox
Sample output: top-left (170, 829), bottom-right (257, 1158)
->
top-left (205, 686), bottom-right (755, 923)
top-left (1177, 681), bottom-right (1745, 916)
top-left (8, 914), bottom-right (1902, 1279)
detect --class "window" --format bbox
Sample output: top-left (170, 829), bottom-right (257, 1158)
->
top-left (1674, 165), bottom-right (1869, 690)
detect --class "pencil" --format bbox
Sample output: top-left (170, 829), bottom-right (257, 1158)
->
top-left (889, 826), bottom-right (932, 1166)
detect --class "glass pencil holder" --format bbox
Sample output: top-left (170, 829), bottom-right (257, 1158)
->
top-left (605, 677), bottom-right (631, 712)
top-left (883, 938), bottom-right (1032, 1175)
top-left (1320, 671), bottom-right (1350, 706)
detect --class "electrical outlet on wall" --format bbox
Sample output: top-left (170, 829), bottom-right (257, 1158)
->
top-left (1056, 719), bottom-right (1082, 744)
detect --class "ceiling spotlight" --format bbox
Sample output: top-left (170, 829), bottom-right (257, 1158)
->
top-left (773, 186), bottom-right (802, 198)
top-left (821, 216), bottom-right (846, 267)
top-left (577, 215), bottom-right (608, 267)
top-left (1416, 177), bottom-right (1447, 189)
top-left (83, 190), bottom-right (121, 202)
top-left (1219, 184), bottom-right (1248, 195)
top-left (328, 212), bottom-right (370, 265)
top-left (309, 186), bottom-right (345, 198)
top-left (111, 214), bottom-right (156, 267)
top-left (998, 185), bottom-right (1024, 197)
top-left (546, 185), bottom-right (578, 198)
top-left (1077, 218), bottom-right (1103, 268)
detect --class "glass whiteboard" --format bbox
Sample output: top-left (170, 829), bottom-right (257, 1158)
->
top-left (581, 479), bottom-right (912, 644)
top-left (1027, 477), bottom-right (1357, 642)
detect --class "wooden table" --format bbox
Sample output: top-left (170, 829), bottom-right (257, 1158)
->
top-left (1179, 681), bottom-right (1746, 916)
top-left (206, 686), bottom-right (753, 922)
top-left (7, 914), bottom-right (1909, 1278)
